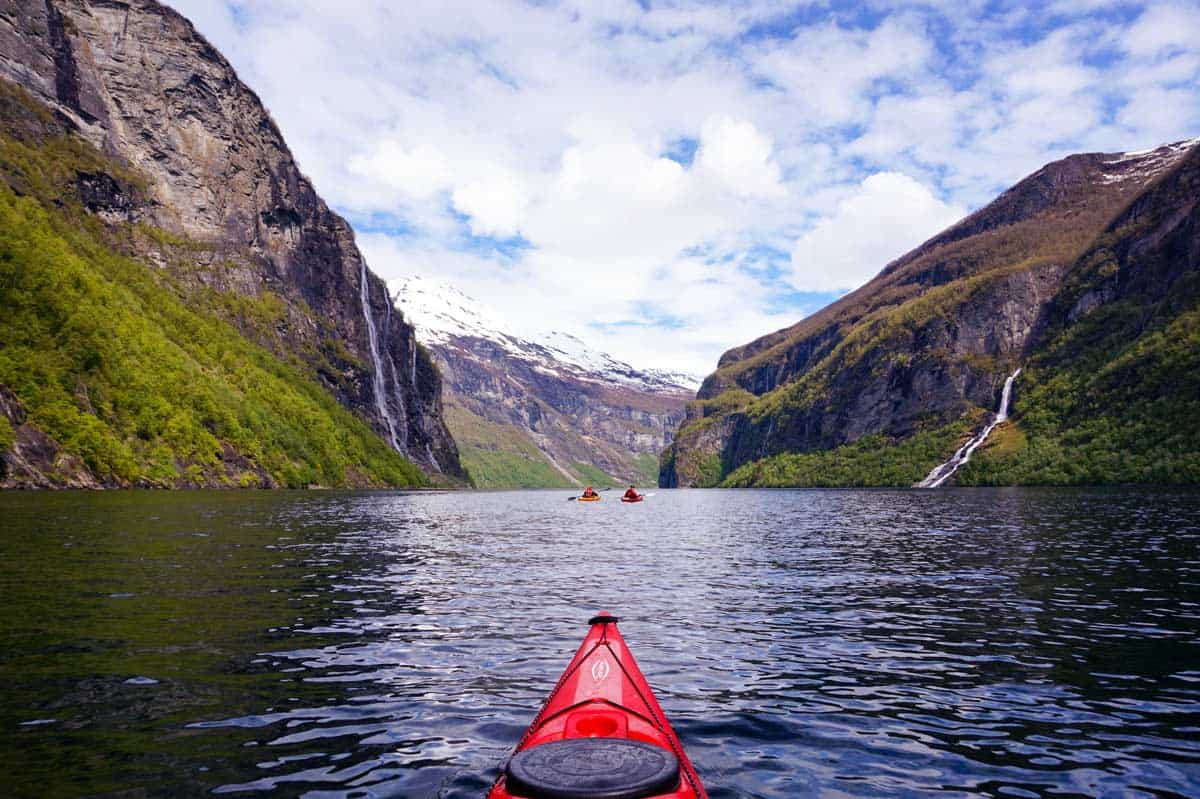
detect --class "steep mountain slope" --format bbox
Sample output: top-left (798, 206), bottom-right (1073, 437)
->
top-left (959, 143), bottom-right (1200, 484)
top-left (394, 277), bottom-right (696, 488)
top-left (0, 0), bottom-right (462, 485)
top-left (664, 138), bottom-right (1199, 487)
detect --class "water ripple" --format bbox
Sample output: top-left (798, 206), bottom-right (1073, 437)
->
top-left (1, 488), bottom-right (1198, 797)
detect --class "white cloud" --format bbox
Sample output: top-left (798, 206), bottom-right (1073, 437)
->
top-left (348, 139), bottom-right (452, 200)
top-left (452, 170), bottom-right (532, 238)
top-left (789, 173), bottom-right (966, 292)
top-left (695, 116), bottom-right (785, 198)
top-left (1124, 2), bottom-right (1200, 58)
top-left (166, 0), bottom-right (1200, 375)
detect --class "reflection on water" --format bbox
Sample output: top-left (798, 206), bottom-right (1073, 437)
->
top-left (1, 488), bottom-right (1198, 797)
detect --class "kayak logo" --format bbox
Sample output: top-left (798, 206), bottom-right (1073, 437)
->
top-left (591, 660), bottom-right (610, 682)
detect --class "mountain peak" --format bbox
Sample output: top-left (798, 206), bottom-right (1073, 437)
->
top-left (390, 276), bottom-right (701, 393)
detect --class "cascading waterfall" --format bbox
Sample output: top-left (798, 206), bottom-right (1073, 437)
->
top-left (358, 260), bottom-right (401, 452)
top-left (410, 339), bottom-right (417, 387)
top-left (916, 368), bottom-right (1022, 488)
top-left (382, 292), bottom-right (410, 453)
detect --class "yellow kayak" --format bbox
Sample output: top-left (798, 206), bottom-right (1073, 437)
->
top-left (578, 494), bottom-right (601, 502)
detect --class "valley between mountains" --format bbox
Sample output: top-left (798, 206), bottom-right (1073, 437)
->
top-left (0, 0), bottom-right (1196, 490)
top-left (392, 277), bottom-right (697, 488)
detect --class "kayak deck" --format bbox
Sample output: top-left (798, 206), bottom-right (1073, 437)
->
top-left (488, 614), bottom-right (706, 799)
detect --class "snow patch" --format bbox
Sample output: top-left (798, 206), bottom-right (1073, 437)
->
top-left (390, 276), bottom-right (701, 393)
top-left (1099, 137), bottom-right (1199, 185)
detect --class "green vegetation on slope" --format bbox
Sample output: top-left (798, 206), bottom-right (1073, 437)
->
top-left (570, 461), bottom-right (619, 488)
top-left (443, 403), bottom-right (573, 489)
top-left (722, 416), bottom-right (977, 487)
top-left (0, 80), bottom-right (424, 488)
top-left (959, 151), bottom-right (1200, 486)
top-left (664, 147), bottom-right (1184, 488)
top-left (632, 452), bottom-right (659, 485)
top-left (962, 309), bottom-right (1200, 485)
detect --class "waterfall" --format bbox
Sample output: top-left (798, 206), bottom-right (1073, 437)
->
top-left (383, 290), bottom-right (409, 452)
top-left (358, 260), bottom-right (401, 452)
top-left (410, 339), bottom-right (417, 387)
top-left (916, 368), bottom-right (1021, 489)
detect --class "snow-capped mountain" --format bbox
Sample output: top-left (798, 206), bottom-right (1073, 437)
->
top-left (390, 276), bottom-right (697, 488)
top-left (391, 276), bottom-right (701, 393)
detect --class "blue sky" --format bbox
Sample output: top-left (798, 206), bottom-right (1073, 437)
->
top-left (170, 0), bottom-right (1199, 376)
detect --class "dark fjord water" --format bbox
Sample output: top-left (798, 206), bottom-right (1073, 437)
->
top-left (1, 489), bottom-right (1198, 798)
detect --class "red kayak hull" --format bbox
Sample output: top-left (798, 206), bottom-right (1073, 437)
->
top-left (488, 614), bottom-right (707, 799)
top-left (621, 496), bottom-right (644, 503)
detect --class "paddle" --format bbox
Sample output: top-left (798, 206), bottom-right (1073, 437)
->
top-left (568, 486), bottom-right (615, 500)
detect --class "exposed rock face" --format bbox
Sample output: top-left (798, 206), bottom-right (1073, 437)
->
top-left (0, 386), bottom-right (101, 489)
top-left (663, 139), bottom-right (1199, 487)
top-left (0, 0), bottom-right (462, 479)
top-left (1040, 144), bottom-right (1200, 351)
top-left (394, 278), bottom-right (694, 487)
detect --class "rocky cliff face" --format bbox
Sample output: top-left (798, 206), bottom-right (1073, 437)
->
top-left (394, 278), bottom-right (695, 488)
top-left (0, 0), bottom-right (462, 479)
top-left (663, 138), bottom-right (1199, 487)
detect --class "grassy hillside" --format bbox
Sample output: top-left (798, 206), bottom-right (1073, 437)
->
top-left (443, 403), bottom-right (575, 488)
top-left (0, 80), bottom-right (425, 488)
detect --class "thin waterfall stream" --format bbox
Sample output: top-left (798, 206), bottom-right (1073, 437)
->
top-left (358, 260), bottom-right (402, 452)
top-left (917, 368), bottom-right (1021, 488)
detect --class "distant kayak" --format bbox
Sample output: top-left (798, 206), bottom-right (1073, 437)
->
top-left (488, 613), bottom-right (707, 799)
top-left (621, 495), bottom-right (644, 503)
top-left (578, 495), bottom-right (601, 502)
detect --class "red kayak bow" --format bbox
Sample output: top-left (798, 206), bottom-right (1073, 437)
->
top-left (621, 495), bottom-right (644, 503)
top-left (488, 613), bottom-right (707, 799)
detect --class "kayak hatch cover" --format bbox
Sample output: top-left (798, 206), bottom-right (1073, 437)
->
top-left (487, 613), bottom-right (707, 799)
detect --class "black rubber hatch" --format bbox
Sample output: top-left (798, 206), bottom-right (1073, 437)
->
top-left (505, 737), bottom-right (680, 799)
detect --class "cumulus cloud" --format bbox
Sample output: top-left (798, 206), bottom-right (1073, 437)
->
top-left (789, 173), bottom-right (966, 293)
top-left (168, 0), bottom-right (1200, 374)
top-left (348, 140), bottom-right (451, 200)
top-left (452, 170), bottom-right (532, 239)
top-left (695, 116), bottom-right (785, 198)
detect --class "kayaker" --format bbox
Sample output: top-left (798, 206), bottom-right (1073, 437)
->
top-left (581, 486), bottom-right (598, 499)
top-left (623, 485), bottom-right (641, 501)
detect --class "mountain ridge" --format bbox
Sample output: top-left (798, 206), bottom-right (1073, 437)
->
top-left (666, 137), bottom-right (1200, 488)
